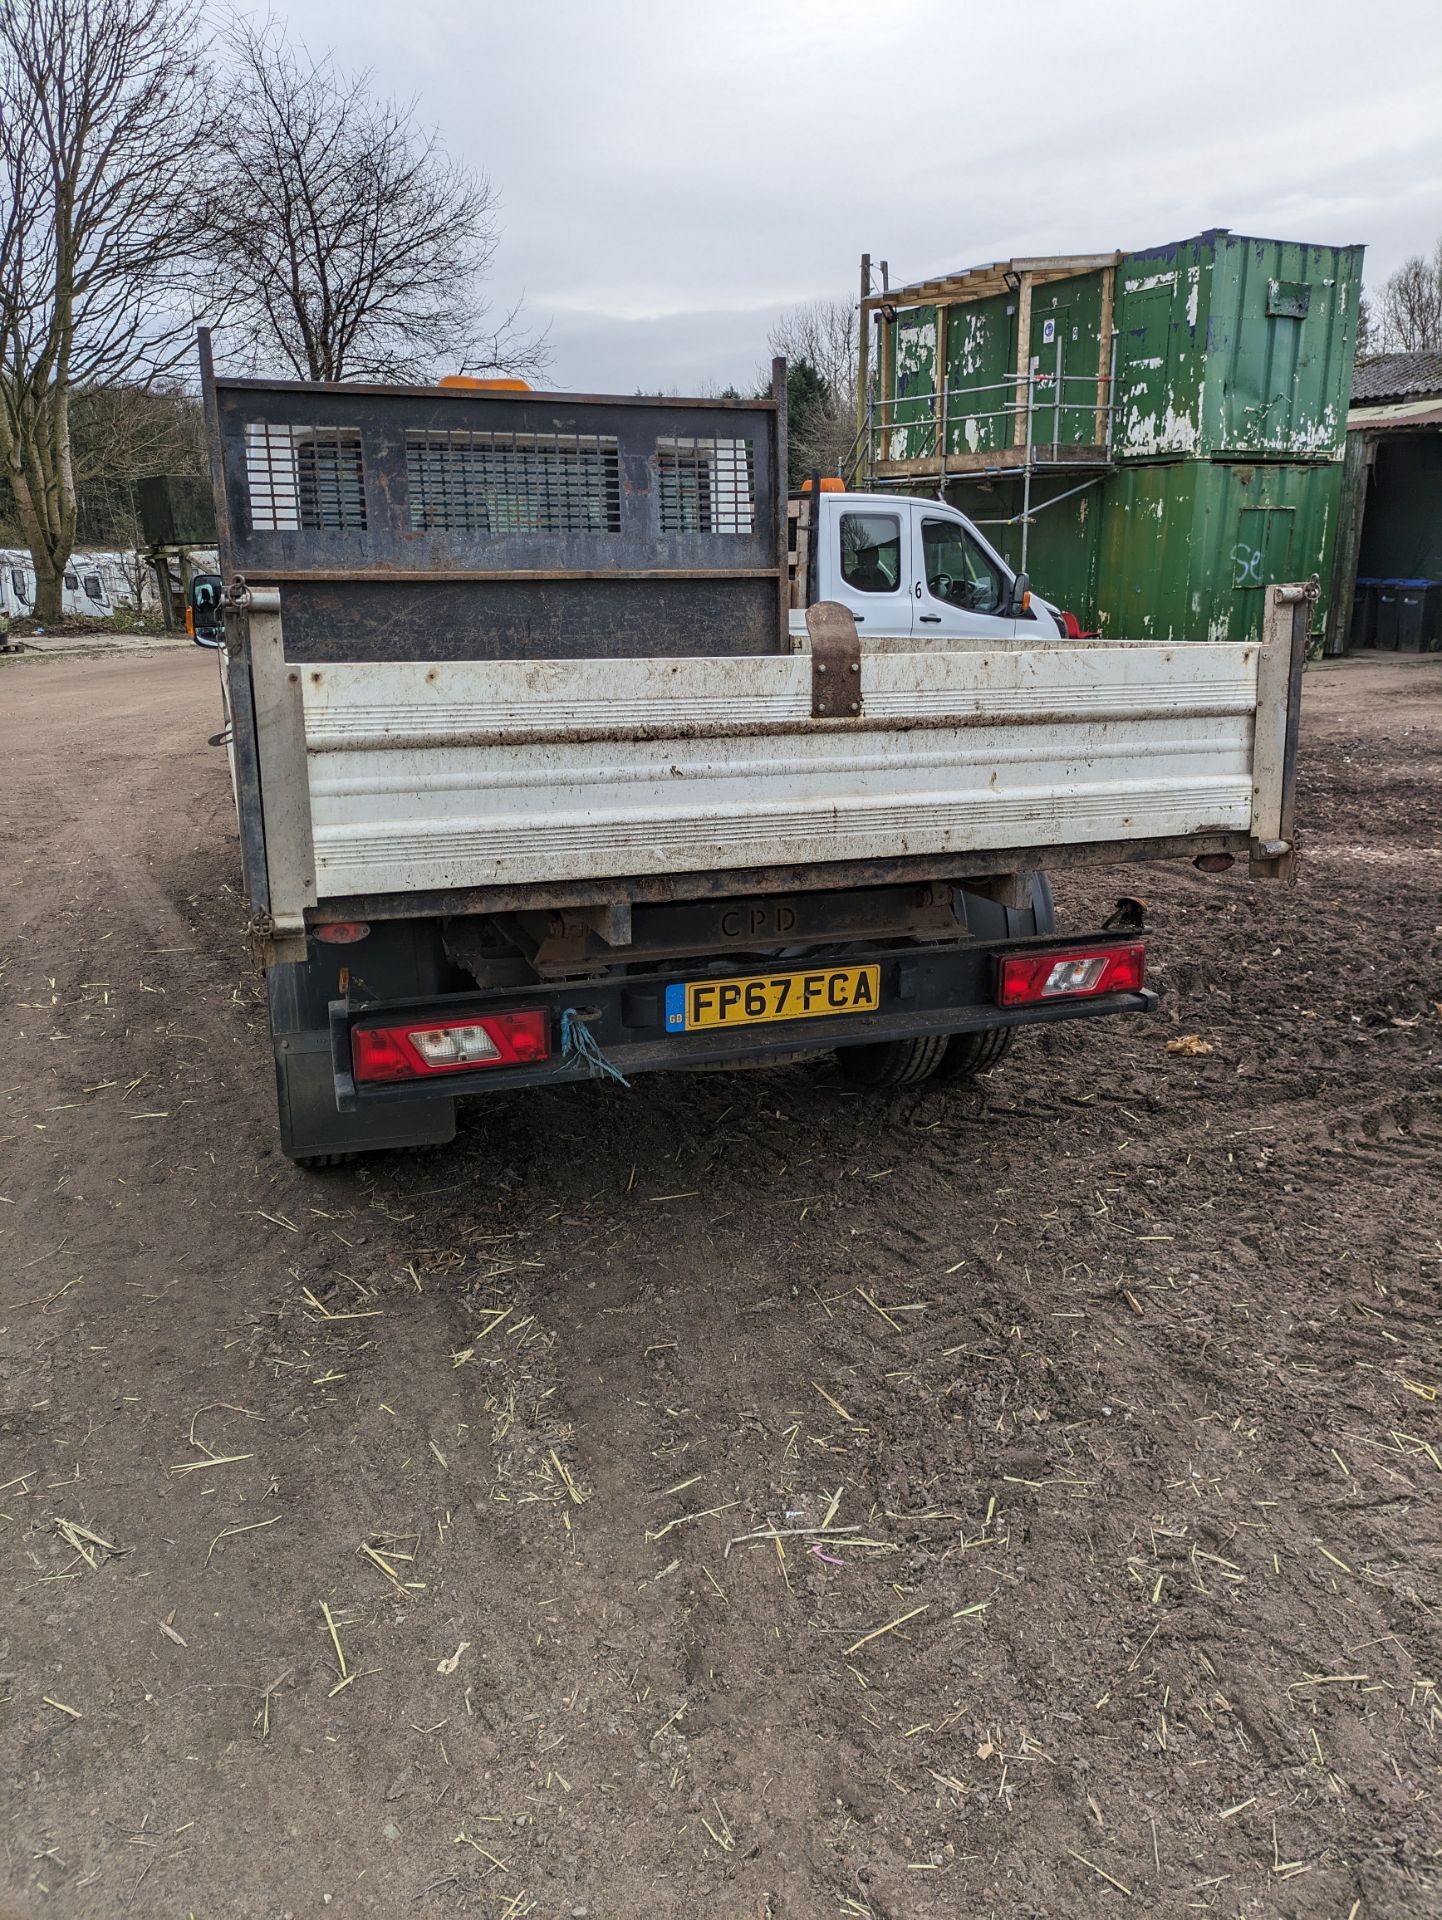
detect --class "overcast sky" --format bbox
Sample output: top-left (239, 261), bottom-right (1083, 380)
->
top-left (281, 0), bottom-right (1442, 394)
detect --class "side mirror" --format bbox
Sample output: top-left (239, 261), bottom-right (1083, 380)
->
top-left (187, 572), bottom-right (225, 650)
top-left (1009, 571), bottom-right (1032, 618)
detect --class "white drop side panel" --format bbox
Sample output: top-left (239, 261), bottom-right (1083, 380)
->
top-left (298, 642), bottom-right (1261, 899)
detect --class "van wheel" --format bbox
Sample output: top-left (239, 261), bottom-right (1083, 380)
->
top-left (935, 1027), bottom-right (1015, 1083)
top-left (836, 1033), bottom-right (951, 1087)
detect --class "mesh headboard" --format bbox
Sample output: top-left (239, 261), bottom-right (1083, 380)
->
top-left (200, 337), bottom-right (789, 662)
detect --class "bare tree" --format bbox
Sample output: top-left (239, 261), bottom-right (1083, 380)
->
top-left (70, 381), bottom-right (206, 602)
top-left (769, 298), bottom-right (859, 414)
top-left (213, 18), bottom-right (547, 385)
top-left (767, 298), bottom-right (861, 479)
top-left (1374, 240), bottom-right (1442, 354)
top-left (0, 0), bottom-right (213, 619)
top-left (1354, 290), bottom-right (1376, 361)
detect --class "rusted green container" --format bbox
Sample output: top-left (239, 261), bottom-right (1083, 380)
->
top-left (885, 304), bottom-right (938, 461)
top-left (1113, 230), bottom-right (1363, 461)
top-left (1094, 458), bottom-right (1342, 641)
top-left (944, 292), bottom-right (1016, 456)
top-left (1025, 270), bottom-right (1109, 452)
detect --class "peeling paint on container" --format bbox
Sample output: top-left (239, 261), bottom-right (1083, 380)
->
top-left (945, 293), bottom-right (1016, 456)
top-left (1114, 230), bottom-right (1362, 464)
top-left (876, 226), bottom-right (1360, 642)
top-left (1028, 270), bottom-right (1107, 451)
top-left (887, 307), bottom-right (937, 461)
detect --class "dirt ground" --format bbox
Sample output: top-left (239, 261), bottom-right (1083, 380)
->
top-left (2, 647), bottom-right (1440, 1920)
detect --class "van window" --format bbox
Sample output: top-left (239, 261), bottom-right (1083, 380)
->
top-left (83, 574), bottom-right (103, 600)
top-left (840, 513), bottom-right (900, 593)
top-left (921, 518), bottom-right (1005, 615)
top-left (9, 569), bottom-right (23, 599)
top-left (64, 571), bottom-right (79, 589)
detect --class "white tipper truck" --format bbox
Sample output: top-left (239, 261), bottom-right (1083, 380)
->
top-left (197, 336), bottom-right (1307, 1164)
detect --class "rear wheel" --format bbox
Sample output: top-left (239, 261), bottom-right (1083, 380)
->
top-left (935, 1025), bottom-right (1015, 1083)
top-left (833, 875), bottom-right (1053, 1093)
top-left (836, 1032), bottom-right (951, 1087)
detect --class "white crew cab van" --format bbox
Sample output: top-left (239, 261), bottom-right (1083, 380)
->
top-left (789, 487), bottom-right (1068, 642)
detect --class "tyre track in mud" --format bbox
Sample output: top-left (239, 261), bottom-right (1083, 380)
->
top-left (1, 650), bottom-right (1440, 1918)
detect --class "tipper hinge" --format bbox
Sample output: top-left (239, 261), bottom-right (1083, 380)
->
top-left (806, 600), bottom-right (863, 718)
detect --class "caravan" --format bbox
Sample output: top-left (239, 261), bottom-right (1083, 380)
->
top-left (0, 552), bottom-right (33, 620)
top-left (0, 549), bottom-right (118, 620)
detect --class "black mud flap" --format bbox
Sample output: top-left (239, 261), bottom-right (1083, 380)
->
top-left (273, 1030), bottom-right (456, 1162)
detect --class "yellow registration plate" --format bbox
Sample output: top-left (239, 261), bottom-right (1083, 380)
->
top-left (665, 964), bottom-right (881, 1033)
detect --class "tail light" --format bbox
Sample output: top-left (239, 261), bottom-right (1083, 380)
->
top-left (997, 943), bottom-right (1145, 1008)
top-left (352, 1009), bottom-right (550, 1082)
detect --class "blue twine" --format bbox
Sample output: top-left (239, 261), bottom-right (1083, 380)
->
top-left (560, 1008), bottom-right (630, 1087)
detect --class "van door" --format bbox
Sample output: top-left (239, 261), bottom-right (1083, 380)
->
top-left (915, 510), bottom-right (1015, 639)
top-left (830, 504), bottom-right (913, 638)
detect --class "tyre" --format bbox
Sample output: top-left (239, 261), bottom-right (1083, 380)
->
top-left (836, 1032), bottom-right (951, 1087)
top-left (934, 1025), bottom-right (1015, 1083)
top-left (834, 874), bottom-right (1053, 1093)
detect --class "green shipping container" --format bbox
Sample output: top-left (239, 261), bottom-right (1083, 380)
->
top-left (886, 267), bottom-right (1110, 460)
top-left (934, 271), bottom-right (1108, 457)
top-left (944, 292), bottom-right (1017, 456)
top-left (885, 304), bottom-right (938, 461)
top-left (1094, 459), bottom-right (1342, 642)
top-left (1113, 230), bottom-right (1363, 462)
top-left (1026, 269), bottom-right (1108, 452)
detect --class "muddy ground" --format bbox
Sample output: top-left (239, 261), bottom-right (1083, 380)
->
top-left (2, 647), bottom-right (1440, 1920)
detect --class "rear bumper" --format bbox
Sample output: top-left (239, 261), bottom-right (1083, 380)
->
top-left (329, 932), bottom-right (1157, 1109)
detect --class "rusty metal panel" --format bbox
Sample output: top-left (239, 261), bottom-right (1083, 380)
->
top-left (260, 576), bottom-right (784, 662)
top-left (201, 357), bottom-right (786, 658)
top-left (805, 601), bottom-right (863, 717)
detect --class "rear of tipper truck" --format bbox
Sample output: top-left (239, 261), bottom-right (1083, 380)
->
top-left (197, 335), bottom-right (1307, 1164)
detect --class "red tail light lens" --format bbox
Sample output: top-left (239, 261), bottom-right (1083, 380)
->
top-left (997, 943), bottom-right (1145, 1008)
top-left (352, 1009), bottom-right (550, 1082)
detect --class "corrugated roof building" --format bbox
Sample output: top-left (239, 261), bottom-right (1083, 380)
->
top-left (1350, 351), bottom-right (1442, 403)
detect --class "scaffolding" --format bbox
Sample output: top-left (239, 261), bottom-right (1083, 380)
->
top-left (851, 250), bottom-right (1121, 571)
